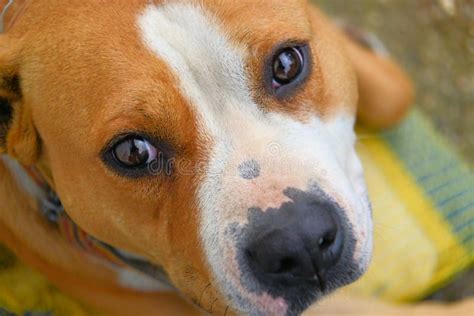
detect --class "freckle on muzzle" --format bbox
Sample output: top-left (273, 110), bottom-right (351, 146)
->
top-left (238, 159), bottom-right (261, 180)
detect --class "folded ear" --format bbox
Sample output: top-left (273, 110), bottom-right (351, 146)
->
top-left (0, 35), bottom-right (40, 164)
top-left (339, 25), bottom-right (415, 129)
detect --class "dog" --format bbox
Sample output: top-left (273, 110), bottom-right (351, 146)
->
top-left (2, 1), bottom-right (471, 315)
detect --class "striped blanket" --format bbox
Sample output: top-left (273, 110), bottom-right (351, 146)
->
top-left (0, 109), bottom-right (473, 315)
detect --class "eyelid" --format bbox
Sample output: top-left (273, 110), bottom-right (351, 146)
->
top-left (103, 132), bottom-right (175, 158)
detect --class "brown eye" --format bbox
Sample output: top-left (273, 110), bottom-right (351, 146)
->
top-left (272, 47), bottom-right (304, 86)
top-left (113, 137), bottom-right (157, 168)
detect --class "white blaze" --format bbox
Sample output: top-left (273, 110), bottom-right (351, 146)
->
top-left (138, 3), bottom-right (372, 314)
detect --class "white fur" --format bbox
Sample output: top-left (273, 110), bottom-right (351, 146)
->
top-left (138, 2), bottom-right (259, 139)
top-left (138, 3), bottom-right (372, 314)
top-left (117, 268), bottom-right (173, 292)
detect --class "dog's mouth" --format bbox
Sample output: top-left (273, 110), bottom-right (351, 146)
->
top-left (210, 242), bottom-right (367, 316)
top-left (204, 187), bottom-right (372, 316)
top-left (97, 242), bottom-right (172, 286)
top-left (213, 243), bottom-right (368, 316)
top-left (230, 233), bottom-right (365, 316)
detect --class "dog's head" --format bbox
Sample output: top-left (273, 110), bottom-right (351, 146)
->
top-left (0, 0), bottom-right (413, 315)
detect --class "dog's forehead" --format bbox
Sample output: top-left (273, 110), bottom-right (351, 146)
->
top-left (136, 0), bottom-right (318, 139)
top-left (198, 0), bottom-right (312, 40)
top-left (139, 0), bottom-right (312, 51)
top-left (22, 0), bottom-right (357, 162)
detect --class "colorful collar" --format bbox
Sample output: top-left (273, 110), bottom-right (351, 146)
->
top-left (1, 155), bottom-right (173, 291)
top-left (0, 0), bottom-right (13, 32)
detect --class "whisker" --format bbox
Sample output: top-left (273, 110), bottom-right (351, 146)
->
top-left (210, 298), bottom-right (219, 314)
top-left (199, 283), bottom-right (211, 307)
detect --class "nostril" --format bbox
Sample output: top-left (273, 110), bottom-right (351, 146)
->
top-left (245, 230), bottom-right (317, 280)
top-left (318, 231), bottom-right (337, 251)
top-left (311, 224), bottom-right (344, 279)
top-left (275, 257), bottom-right (298, 274)
top-left (246, 248), bottom-right (302, 275)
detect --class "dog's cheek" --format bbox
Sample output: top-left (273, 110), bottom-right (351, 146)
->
top-left (145, 165), bottom-right (224, 312)
top-left (164, 213), bottom-right (229, 314)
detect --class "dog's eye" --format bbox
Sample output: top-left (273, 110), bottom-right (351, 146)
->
top-left (272, 47), bottom-right (304, 88)
top-left (112, 137), bottom-right (157, 168)
top-left (102, 134), bottom-right (174, 178)
top-left (266, 44), bottom-right (311, 98)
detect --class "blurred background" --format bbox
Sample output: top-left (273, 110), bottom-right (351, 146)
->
top-left (315, 0), bottom-right (473, 301)
top-left (317, 0), bottom-right (473, 163)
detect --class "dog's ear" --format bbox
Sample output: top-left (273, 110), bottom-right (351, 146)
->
top-left (339, 26), bottom-right (415, 129)
top-left (0, 35), bottom-right (40, 164)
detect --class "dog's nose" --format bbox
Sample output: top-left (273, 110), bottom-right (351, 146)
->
top-left (245, 198), bottom-right (344, 290)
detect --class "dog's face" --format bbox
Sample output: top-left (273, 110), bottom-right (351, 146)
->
top-left (0, 0), bottom-right (373, 315)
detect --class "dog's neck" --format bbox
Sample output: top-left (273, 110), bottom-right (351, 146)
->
top-left (1, 154), bottom-right (174, 292)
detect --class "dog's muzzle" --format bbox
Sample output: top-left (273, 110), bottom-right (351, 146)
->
top-left (229, 187), bottom-right (363, 315)
top-left (244, 197), bottom-right (343, 292)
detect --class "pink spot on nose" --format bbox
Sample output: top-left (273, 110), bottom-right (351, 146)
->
top-left (257, 294), bottom-right (288, 316)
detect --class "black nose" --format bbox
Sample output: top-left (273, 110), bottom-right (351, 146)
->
top-left (245, 197), bottom-right (344, 291)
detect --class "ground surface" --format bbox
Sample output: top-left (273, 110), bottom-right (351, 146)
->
top-left (317, 0), bottom-right (473, 163)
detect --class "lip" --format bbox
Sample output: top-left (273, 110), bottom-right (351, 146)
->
top-left (96, 240), bottom-right (174, 287)
top-left (235, 249), bottom-right (325, 316)
top-left (241, 292), bottom-right (290, 316)
top-left (254, 294), bottom-right (318, 316)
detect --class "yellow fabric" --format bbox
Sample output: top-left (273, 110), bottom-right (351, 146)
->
top-left (0, 257), bottom-right (97, 315)
top-left (346, 136), bottom-right (471, 301)
top-left (0, 110), bottom-right (472, 314)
